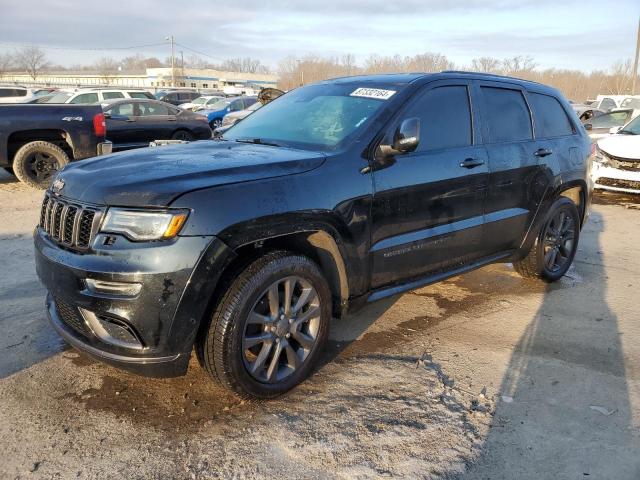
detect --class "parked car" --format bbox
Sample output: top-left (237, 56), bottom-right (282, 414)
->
top-left (217, 88), bottom-right (284, 130)
top-left (178, 95), bottom-right (223, 111)
top-left (34, 72), bottom-right (591, 399)
top-left (155, 90), bottom-right (200, 106)
top-left (592, 114), bottom-right (640, 193)
top-left (571, 103), bottom-right (605, 122)
top-left (589, 95), bottom-right (630, 112)
top-left (0, 86), bottom-right (55, 104)
top-left (45, 88), bottom-right (154, 104)
top-left (102, 99), bottom-right (212, 150)
top-left (198, 96), bottom-right (258, 128)
top-left (584, 109), bottom-right (635, 141)
top-left (0, 104), bottom-right (111, 188)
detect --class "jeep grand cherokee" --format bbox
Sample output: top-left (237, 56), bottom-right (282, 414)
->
top-left (34, 72), bottom-right (592, 398)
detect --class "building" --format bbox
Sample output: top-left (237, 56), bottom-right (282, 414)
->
top-left (0, 67), bottom-right (279, 93)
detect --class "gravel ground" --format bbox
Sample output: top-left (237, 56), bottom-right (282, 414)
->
top-left (0, 170), bottom-right (638, 479)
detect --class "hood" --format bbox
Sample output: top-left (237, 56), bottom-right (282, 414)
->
top-left (55, 140), bottom-right (326, 206)
top-left (598, 134), bottom-right (640, 161)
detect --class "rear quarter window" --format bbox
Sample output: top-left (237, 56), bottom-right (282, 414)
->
top-left (528, 92), bottom-right (574, 137)
top-left (481, 87), bottom-right (532, 143)
top-left (103, 92), bottom-right (125, 100)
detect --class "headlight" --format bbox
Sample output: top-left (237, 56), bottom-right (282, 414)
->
top-left (101, 208), bottom-right (188, 241)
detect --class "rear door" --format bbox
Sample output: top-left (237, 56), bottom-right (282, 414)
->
top-left (370, 80), bottom-right (490, 288)
top-left (476, 81), bottom-right (547, 253)
top-left (135, 101), bottom-right (177, 141)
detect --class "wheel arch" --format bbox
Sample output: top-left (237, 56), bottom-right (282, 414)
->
top-left (6, 129), bottom-right (74, 164)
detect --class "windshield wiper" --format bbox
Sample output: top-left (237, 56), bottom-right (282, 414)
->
top-left (235, 138), bottom-right (283, 147)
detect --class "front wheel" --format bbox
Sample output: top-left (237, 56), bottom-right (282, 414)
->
top-left (513, 197), bottom-right (580, 282)
top-left (209, 118), bottom-right (222, 129)
top-left (197, 251), bottom-right (331, 399)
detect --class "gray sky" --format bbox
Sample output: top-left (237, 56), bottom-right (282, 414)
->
top-left (1, 0), bottom-right (639, 72)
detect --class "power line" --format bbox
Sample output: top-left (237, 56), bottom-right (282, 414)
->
top-left (174, 42), bottom-right (227, 62)
top-left (0, 41), bottom-right (169, 52)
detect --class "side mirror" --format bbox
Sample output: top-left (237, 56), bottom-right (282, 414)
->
top-left (609, 126), bottom-right (622, 134)
top-left (393, 117), bottom-right (420, 153)
top-left (584, 123), bottom-right (592, 131)
top-left (103, 112), bottom-right (111, 119)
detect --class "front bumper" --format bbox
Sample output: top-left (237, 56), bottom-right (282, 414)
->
top-left (592, 162), bottom-right (640, 194)
top-left (35, 228), bottom-right (234, 377)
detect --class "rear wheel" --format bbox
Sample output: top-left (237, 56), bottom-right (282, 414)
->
top-left (197, 251), bottom-right (331, 399)
top-left (12, 141), bottom-right (69, 189)
top-left (513, 197), bottom-right (580, 282)
top-left (171, 129), bottom-right (194, 141)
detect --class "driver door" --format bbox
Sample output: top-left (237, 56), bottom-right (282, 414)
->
top-left (104, 102), bottom-right (142, 149)
top-left (369, 81), bottom-right (490, 288)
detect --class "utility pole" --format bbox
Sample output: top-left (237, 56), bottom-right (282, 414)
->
top-left (633, 16), bottom-right (640, 95)
top-left (165, 35), bottom-right (175, 87)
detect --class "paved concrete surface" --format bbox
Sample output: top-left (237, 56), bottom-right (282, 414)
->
top-left (0, 169), bottom-right (638, 479)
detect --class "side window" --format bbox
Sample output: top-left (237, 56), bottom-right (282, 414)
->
top-left (128, 91), bottom-right (149, 99)
top-left (0, 88), bottom-right (12, 98)
top-left (244, 97), bottom-right (257, 108)
top-left (70, 93), bottom-right (99, 104)
top-left (401, 85), bottom-right (472, 151)
top-left (138, 102), bottom-right (170, 116)
top-left (481, 87), bottom-right (532, 143)
top-left (528, 92), bottom-right (574, 137)
top-left (109, 102), bottom-right (135, 117)
top-left (230, 100), bottom-right (243, 111)
top-left (600, 98), bottom-right (616, 111)
top-left (103, 92), bottom-right (125, 100)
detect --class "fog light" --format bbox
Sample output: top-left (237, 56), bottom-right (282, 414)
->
top-left (84, 279), bottom-right (142, 297)
top-left (79, 308), bottom-right (143, 349)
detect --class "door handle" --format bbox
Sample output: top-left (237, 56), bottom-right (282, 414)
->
top-left (534, 148), bottom-right (553, 157)
top-left (459, 158), bottom-right (484, 168)
top-left (167, 117), bottom-right (177, 122)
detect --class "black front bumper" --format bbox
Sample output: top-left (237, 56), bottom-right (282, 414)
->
top-left (35, 228), bottom-right (234, 377)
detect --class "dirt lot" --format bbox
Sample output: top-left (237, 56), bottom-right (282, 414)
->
top-left (0, 170), bottom-right (638, 479)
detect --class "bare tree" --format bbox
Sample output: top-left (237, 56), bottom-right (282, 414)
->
top-left (471, 57), bottom-right (501, 73)
top-left (94, 57), bottom-right (119, 83)
top-left (14, 46), bottom-right (48, 81)
top-left (219, 57), bottom-right (270, 74)
top-left (0, 53), bottom-right (14, 79)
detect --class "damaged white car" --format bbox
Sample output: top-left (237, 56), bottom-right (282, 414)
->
top-left (592, 115), bottom-right (640, 193)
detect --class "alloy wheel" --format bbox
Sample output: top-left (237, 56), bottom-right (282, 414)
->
top-left (27, 152), bottom-right (59, 182)
top-left (542, 209), bottom-right (576, 273)
top-left (242, 276), bottom-right (321, 383)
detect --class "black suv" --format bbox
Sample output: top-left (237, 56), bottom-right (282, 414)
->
top-left (155, 90), bottom-right (200, 106)
top-left (34, 72), bottom-right (592, 398)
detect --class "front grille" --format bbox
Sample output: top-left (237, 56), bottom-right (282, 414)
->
top-left (597, 177), bottom-right (640, 191)
top-left (54, 297), bottom-right (90, 337)
top-left (39, 194), bottom-right (102, 250)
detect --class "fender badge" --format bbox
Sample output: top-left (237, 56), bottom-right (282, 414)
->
top-left (52, 178), bottom-right (65, 193)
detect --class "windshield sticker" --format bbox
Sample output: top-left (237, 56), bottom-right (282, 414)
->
top-left (350, 88), bottom-right (396, 100)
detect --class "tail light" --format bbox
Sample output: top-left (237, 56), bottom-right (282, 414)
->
top-left (93, 113), bottom-right (106, 137)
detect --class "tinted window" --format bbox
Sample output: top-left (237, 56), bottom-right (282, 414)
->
top-left (128, 91), bottom-right (152, 99)
top-left (481, 87), bottom-right (532, 143)
top-left (244, 97), bottom-right (258, 108)
top-left (70, 93), bottom-right (99, 104)
top-left (230, 100), bottom-right (243, 112)
top-left (103, 92), bottom-right (124, 100)
top-left (138, 102), bottom-right (170, 116)
top-left (600, 98), bottom-right (616, 111)
top-left (0, 88), bottom-right (27, 97)
top-left (528, 92), bottom-right (573, 137)
top-left (401, 85), bottom-right (472, 151)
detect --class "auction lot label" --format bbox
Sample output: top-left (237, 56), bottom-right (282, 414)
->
top-left (350, 88), bottom-right (396, 100)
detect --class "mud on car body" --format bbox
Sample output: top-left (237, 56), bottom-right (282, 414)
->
top-left (35, 72), bottom-right (592, 398)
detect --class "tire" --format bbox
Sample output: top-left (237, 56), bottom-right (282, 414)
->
top-left (513, 197), bottom-right (580, 282)
top-left (171, 129), bottom-right (194, 141)
top-left (209, 119), bottom-right (222, 129)
top-left (13, 141), bottom-right (69, 189)
top-left (197, 251), bottom-right (331, 399)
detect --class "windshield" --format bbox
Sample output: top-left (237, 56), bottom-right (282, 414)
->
top-left (590, 111), bottom-right (630, 128)
top-left (620, 115), bottom-right (640, 135)
top-left (224, 84), bottom-right (394, 150)
top-left (191, 97), bottom-right (207, 105)
top-left (45, 92), bottom-right (73, 103)
top-left (620, 98), bottom-right (640, 109)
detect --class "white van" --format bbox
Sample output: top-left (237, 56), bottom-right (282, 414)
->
top-left (0, 86), bottom-right (42, 103)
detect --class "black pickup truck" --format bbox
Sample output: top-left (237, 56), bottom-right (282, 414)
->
top-left (35, 72), bottom-right (592, 399)
top-left (0, 104), bottom-right (112, 188)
